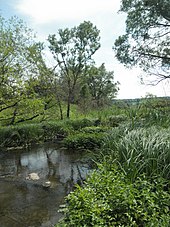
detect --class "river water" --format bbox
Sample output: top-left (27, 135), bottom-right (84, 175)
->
top-left (0, 143), bottom-right (89, 227)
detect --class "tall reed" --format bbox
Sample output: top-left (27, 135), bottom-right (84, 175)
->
top-left (100, 126), bottom-right (170, 181)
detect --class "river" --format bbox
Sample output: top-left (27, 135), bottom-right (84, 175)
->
top-left (0, 143), bottom-right (89, 227)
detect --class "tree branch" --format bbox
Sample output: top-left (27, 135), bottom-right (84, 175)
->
top-left (0, 101), bottom-right (18, 113)
top-left (140, 52), bottom-right (170, 61)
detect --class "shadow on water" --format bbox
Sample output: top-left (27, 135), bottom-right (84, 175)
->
top-left (0, 143), bottom-right (90, 227)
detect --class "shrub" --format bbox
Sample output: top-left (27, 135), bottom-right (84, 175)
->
top-left (0, 126), bottom-right (20, 147)
top-left (41, 121), bottom-right (72, 141)
top-left (0, 121), bottom-right (72, 148)
top-left (65, 118), bottom-right (98, 131)
top-left (16, 123), bottom-right (44, 145)
top-left (57, 165), bottom-right (170, 226)
top-left (0, 124), bottom-right (43, 147)
top-left (105, 114), bottom-right (127, 127)
top-left (80, 126), bottom-right (110, 134)
top-left (63, 132), bottom-right (105, 150)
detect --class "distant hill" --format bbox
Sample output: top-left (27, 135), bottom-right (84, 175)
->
top-left (113, 96), bottom-right (170, 105)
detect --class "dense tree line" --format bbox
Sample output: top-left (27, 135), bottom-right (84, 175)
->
top-left (0, 16), bottom-right (119, 125)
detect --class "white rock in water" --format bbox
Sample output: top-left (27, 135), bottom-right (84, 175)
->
top-left (26, 173), bottom-right (40, 180)
top-left (43, 181), bottom-right (51, 188)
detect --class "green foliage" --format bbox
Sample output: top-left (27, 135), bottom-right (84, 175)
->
top-left (115, 97), bottom-right (170, 129)
top-left (63, 132), bottom-right (104, 150)
top-left (0, 121), bottom-right (72, 148)
top-left (48, 21), bottom-right (101, 118)
top-left (101, 126), bottom-right (170, 180)
top-left (139, 96), bottom-right (170, 127)
top-left (0, 124), bottom-right (43, 147)
top-left (0, 118), bottom-right (104, 148)
top-left (78, 84), bottom-right (92, 113)
top-left (41, 121), bottom-right (71, 140)
top-left (104, 114), bottom-right (127, 127)
top-left (85, 64), bottom-right (119, 107)
top-left (57, 165), bottom-right (170, 226)
top-left (80, 126), bottom-right (109, 134)
top-left (113, 0), bottom-right (170, 83)
top-left (16, 124), bottom-right (44, 145)
top-left (87, 105), bottom-right (126, 125)
top-left (0, 15), bottom-right (48, 124)
top-left (65, 118), bottom-right (98, 131)
top-left (0, 16), bottom-right (40, 81)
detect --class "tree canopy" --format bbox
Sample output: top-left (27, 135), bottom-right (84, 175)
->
top-left (113, 0), bottom-right (170, 84)
top-left (48, 21), bottom-right (101, 118)
top-left (86, 64), bottom-right (119, 107)
top-left (0, 15), bottom-right (47, 124)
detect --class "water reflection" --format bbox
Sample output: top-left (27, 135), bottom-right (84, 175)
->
top-left (0, 143), bottom-right (89, 227)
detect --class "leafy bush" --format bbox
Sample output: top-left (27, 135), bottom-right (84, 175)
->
top-left (0, 121), bottom-right (71, 148)
top-left (80, 126), bottom-right (109, 134)
top-left (0, 124), bottom-right (43, 147)
top-left (41, 121), bottom-right (72, 141)
top-left (139, 97), bottom-right (170, 127)
top-left (63, 132), bottom-right (105, 150)
top-left (65, 118), bottom-right (99, 131)
top-left (57, 165), bottom-right (170, 226)
top-left (16, 123), bottom-right (44, 145)
top-left (0, 126), bottom-right (20, 147)
top-left (105, 114), bottom-right (127, 127)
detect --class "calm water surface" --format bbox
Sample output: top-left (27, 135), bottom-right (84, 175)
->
top-left (0, 143), bottom-right (89, 227)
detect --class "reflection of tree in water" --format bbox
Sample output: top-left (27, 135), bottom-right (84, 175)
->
top-left (0, 146), bottom-right (89, 227)
top-left (16, 155), bottom-right (22, 176)
top-left (45, 150), bottom-right (57, 178)
top-left (0, 154), bottom-right (23, 177)
top-left (44, 148), bottom-right (87, 194)
top-left (65, 164), bottom-right (85, 194)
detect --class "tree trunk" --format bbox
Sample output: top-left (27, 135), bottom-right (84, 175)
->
top-left (10, 106), bottom-right (18, 125)
top-left (57, 95), bottom-right (63, 120)
top-left (66, 97), bottom-right (71, 119)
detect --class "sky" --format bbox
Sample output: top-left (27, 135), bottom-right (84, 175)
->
top-left (0, 0), bottom-right (169, 99)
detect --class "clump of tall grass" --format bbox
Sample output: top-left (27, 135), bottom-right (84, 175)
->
top-left (64, 118), bottom-right (99, 130)
top-left (0, 123), bottom-right (44, 147)
top-left (0, 118), bottom-right (103, 149)
top-left (41, 121), bottom-right (72, 141)
top-left (100, 126), bottom-right (170, 181)
top-left (63, 132), bottom-right (105, 150)
top-left (0, 121), bottom-right (72, 148)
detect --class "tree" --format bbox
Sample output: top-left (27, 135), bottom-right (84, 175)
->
top-left (86, 64), bottom-right (119, 107)
top-left (28, 68), bottom-right (65, 121)
top-left (78, 83), bottom-right (92, 113)
top-left (48, 21), bottom-right (101, 118)
top-left (0, 15), bottom-right (45, 125)
top-left (113, 0), bottom-right (170, 84)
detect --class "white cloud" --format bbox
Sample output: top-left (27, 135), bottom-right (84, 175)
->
top-left (16, 0), bottom-right (120, 24)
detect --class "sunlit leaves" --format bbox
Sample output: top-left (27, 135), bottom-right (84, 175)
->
top-left (0, 15), bottom-right (46, 124)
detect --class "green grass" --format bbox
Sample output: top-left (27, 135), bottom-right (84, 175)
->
top-left (63, 132), bottom-right (105, 150)
top-left (99, 126), bottom-right (170, 181)
top-left (0, 118), bottom-right (104, 148)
